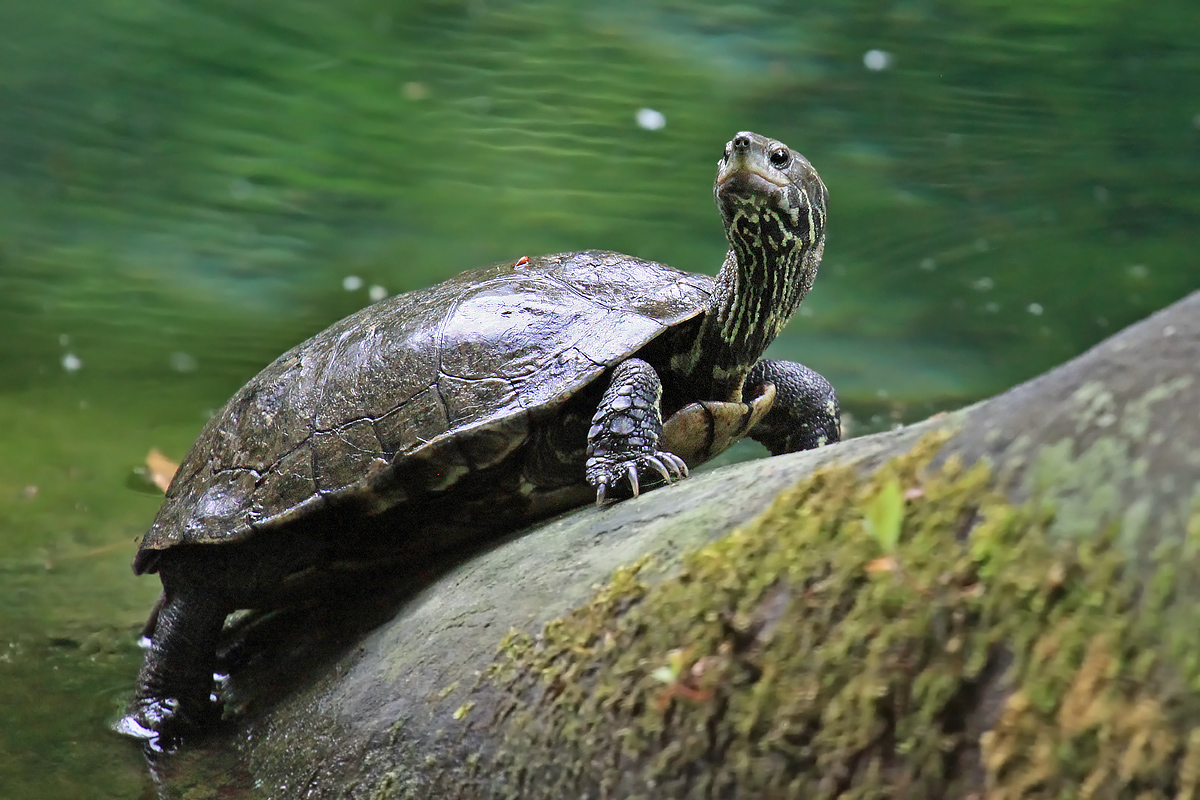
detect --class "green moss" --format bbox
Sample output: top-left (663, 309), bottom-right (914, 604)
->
top-left (371, 771), bottom-right (399, 800)
top-left (463, 434), bottom-right (1200, 798)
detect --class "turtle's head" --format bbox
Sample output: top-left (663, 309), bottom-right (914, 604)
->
top-left (680, 132), bottom-right (827, 398)
top-left (714, 131), bottom-right (827, 272)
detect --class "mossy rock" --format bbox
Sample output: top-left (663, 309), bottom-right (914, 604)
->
top-left (146, 292), bottom-right (1200, 799)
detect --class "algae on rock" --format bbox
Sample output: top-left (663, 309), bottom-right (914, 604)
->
top-left (466, 440), bottom-right (1200, 799)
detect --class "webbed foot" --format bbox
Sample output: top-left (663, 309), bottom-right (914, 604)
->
top-left (114, 694), bottom-right (222, 752)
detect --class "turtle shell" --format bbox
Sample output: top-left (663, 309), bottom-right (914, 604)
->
top-left (137, 251), bottom-right (712, 565)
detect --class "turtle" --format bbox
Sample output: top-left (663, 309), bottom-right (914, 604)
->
top-left (116, 131), bottom-right (840, 747)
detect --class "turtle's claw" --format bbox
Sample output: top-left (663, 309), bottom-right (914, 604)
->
top-left (587, 450), bottom-right (690, 506)
top-left (646, 456), bottom-right (674, 483)
top-left (662, 452), bottom-right (689, 479)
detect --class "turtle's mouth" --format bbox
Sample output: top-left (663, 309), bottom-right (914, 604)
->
top-left (716, 157), bottom-right (790, 190)
top-left (717, 169), bottom-right (783, 195)
top-left (715, 169), bottom-right (786, 210)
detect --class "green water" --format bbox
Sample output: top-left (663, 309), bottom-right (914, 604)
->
top-left (1, 1), bottom-right (1197, 797)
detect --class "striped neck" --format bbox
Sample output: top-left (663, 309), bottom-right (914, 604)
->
top-left (684, 219), bottom-right (823, 399)
top-left (670, 132), bottom-right (827, 402)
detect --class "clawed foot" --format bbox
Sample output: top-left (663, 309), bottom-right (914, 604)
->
top-left (587, 451), bottom-right (689, 506)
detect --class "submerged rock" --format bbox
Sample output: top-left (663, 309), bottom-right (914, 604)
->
top-left (146, 292), bottom-right (1200, 799)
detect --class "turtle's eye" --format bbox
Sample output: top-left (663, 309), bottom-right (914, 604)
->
top-left (723, 145), bottom-right (731, 162)
top-left (769, 147), bottom-right (791, 169)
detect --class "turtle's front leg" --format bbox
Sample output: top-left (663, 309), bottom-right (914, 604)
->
top-left (585, 358), bottom-right (689, 505)
top-left (744, 359), bottom-right (841, 454)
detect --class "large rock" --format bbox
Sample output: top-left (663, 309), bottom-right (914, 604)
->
top-left (147, 292), bottom-right (1200, 799)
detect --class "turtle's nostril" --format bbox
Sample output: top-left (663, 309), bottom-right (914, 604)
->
top-left (732, 133), bottom-right (752, 152)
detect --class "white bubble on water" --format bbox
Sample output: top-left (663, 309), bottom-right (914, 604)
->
top-left (636, 108), bottom-right (666, 130)
top-left (863, 49), bottom-right (893, 71)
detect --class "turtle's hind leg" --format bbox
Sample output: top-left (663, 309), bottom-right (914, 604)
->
top-left (115, 587), bottom-right (228, 749)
